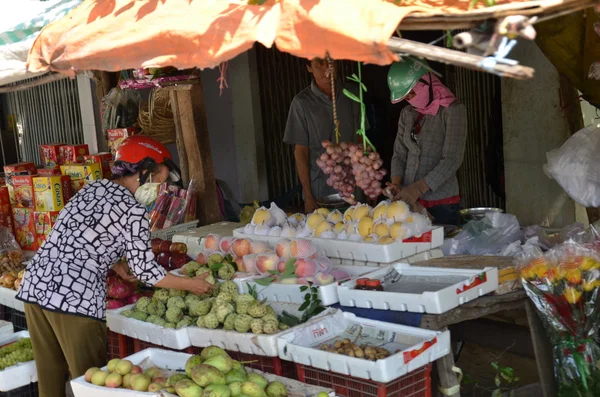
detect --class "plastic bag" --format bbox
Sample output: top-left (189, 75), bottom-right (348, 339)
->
top-left (442, 212), bottom-right (522, 256)
top-left (517, 236), bottom-right (600, 396)
top-left (545, 126), bottom-right (600, 207)
top-left (0, 226), bottom-right (24, 273)
top-left (101, 88), bottom-right (142, 133)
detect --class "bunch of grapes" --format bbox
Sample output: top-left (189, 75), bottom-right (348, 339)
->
top-left (349, 143), bottom-right (386, 199)
top-left (316, 141), bottom-right (356, 202)
top-left (0, 338), bottom-right (33, 370)
top-left (316, 140), bottom-right (386, 201)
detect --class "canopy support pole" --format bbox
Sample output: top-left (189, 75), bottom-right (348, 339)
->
top-left (386, 37), bottom-right (535, 80)
top-left (168, 83), bottom-right (221, 226)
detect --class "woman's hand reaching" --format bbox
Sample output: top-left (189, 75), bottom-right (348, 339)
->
top-left (113, 261), bottom-right (137, 283)
top-left (187, 272), bottom-right (216, 296)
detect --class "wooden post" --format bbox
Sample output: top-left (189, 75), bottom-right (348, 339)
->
top-left (525, 301), bottom-right (556, 397)
top-left (169, 83), bottom-right (221, 226)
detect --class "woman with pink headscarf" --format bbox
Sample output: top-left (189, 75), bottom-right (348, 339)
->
top-left (385, 58), bottom-right (467, 225)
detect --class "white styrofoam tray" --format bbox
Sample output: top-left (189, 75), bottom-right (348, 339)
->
top-left (0, 331), bottom-right (37, 391)
top-left (236, 265), bottom-right (379, 306)
top-left (188, 302), bottom-right (337, 356)
top-left (106, 305), bottom-right (191, 350)
top-left (327, 248), bottom-right (444, 267)
top-left (72, 348), bottom-right (334, 397)
top-left (172, 222), bottom-right (243, 259)
top-left (0, 287), bottom-right (24, 312)
top-left (337, 263), bottom-right (499, 314)
top-left (277, 311), bottom-right (450, 383)
top-left (232, 226), bottom-right (444, 263)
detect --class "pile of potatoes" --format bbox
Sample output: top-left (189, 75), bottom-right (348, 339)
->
top-left (319, 338), bottom-right (391, 361)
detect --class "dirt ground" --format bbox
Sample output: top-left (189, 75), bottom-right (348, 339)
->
top-left (454, 340), bottom-right (540, 396)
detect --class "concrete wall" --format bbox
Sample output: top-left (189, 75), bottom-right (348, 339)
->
top-left (200, 50), bottom-right (268, 204)
top-left (502, 41), bottom-right (577, 227)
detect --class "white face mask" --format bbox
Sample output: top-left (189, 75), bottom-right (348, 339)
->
top-left (134, 176), bottom-right (161, 206)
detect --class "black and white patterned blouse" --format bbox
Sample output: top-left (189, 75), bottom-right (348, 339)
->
top-left (17, 179), bottom-right (166, 320)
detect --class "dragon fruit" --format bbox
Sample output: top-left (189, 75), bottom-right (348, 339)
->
top-left (107, 299), bottom-right (127, 310)
top-left (107, 278), bottom-right (136, 300)
top-left (127, 291), bottom-right (153, 305)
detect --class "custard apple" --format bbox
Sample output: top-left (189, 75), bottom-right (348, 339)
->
top-left (203, 313), bottom-right (220, 329)
top-left (223, 313), bottom-right (238, 330)
top-left (189, 300), bottom-right (212, 317)
top-left (167, 296), bottom-right (186, 311)
top-left (165, 307), bottom-right (184, 323)
top-left (247, 302), bottom-right (268, 318)
top-left (153, 289), bottom-right (170, 303)
top-left (250, 318), bottom-right (264, 334)
top-left (234, 314), bottom-right (253, 333)
top-left (217, 263), bottom-right (236, 280)
top-left (216, 303), bottom-right (235, 323)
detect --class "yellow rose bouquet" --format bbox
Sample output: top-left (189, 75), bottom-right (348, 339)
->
top-left (518, 240), bottom-right (600, 396)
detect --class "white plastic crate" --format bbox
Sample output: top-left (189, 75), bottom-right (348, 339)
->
top-left (277, 311), bottom-right (450, 383)
top-left (233, 226), bottom-right (444, 263)
top-left (106, 305), bottom-right (191, 350)
top-left (187, 302), bottom-right (337, 356)
top-left (0, 287), bottom-right (24, 312)
top-left (0, 331), bottom-right (37, 391)
top-left (151, 221), bottom-right (199, 241)
top-left (171, 222), bottom-right (243, 258)
top-left (71, 347), bottom-right (334, 397)
top-left (337, 263), bottom-right (499, 314)
top-left (236, 265), bottom-right (379, 306)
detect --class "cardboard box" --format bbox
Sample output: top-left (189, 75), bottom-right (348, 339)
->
top-left (39, 143), bottom-right (66, 167)
top-left (83, 153), bottom-right (112, 179)
top-left (60, 163), bottom-right (102, 193)
top-left (107, 128), bottom-right (138, 157)
top-left (4, 163), bottom-right (37, 207)
top-left (11, 175), bottom-right (36, 209)
top-left (12, 208), bottom-right (37, 251)
top-left (37, 167), bottom-right (61, 176)
top-left (60, 144), bottom-right (89, 164)
top-left (33, 176), bottom-right (66, 212)
top-left (34, 211), bottom-right (59, 248)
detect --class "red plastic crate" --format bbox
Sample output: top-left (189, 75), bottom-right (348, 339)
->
top-left (106, 331), bottom-right (134, 360)
top-left (296, 363), bottom-right (432, 397)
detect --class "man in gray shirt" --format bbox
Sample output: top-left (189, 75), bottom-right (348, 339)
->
top-left (283, 58), bottom-right (361, 213)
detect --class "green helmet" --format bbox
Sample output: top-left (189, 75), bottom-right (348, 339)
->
top-left (387, 57), bottom-right (430, 103)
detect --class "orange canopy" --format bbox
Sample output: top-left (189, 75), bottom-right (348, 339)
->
top-left (27, 0), bottom-right (532, 75)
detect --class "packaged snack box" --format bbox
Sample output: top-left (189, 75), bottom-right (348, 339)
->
top-left (33, 176), bottom-right (65, 212)
top-left (12, 208), bottom-right (37, 251)
top-left (83, 153), bottom-right (112, 179)
top-left (37, 167), bottom-right (62, 176)
top-left (34, 211), bottom-right (60, 248)
top-left (4, 162), bottom-right (36, 206)
top-left (39, 143), bottom-right (66, 167)
top-left (61, 175), bottom-right (73, 202)
top-left (60, 163), bottom-right (102, 193)
top-left (60, 144), bottom-right (89, 164)
top-left (12, 175), bottom-right (37, 208)
top-left (107, 128), bottom-right (138, 157)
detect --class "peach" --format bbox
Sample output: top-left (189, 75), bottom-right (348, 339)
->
top-left (219, 237), bottom-right (236, 253)
top-left (130, 366), bottom-right (143, 375)
top-left (290, 239), bottom-right (316, 258)
top-left (280, 277), bottom-right (298, 285)
top-left (255, 253), bottom-right (279, 274)
top-left (204, 234), bottom-right (222, 251)
top-left (232, 238), bottom-right (252, 257)
top-left (242, 254), bottom-right (258, 274)
top-left (250, 241), bottom-right (269, 254)
top-left (294, 258), bottom-right (317, 278)
top-left (315, 272), bottom-right (335, 285)
top-left (195, 252), bottom-right (208, 265)
top-left (234, 257), bottom-right (245, 272)
top-left (275, 240), bottom-right (292, 258)
top-left (276, 260), bottom-right (288, 273)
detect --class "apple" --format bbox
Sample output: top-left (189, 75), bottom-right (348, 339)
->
top-left (169, 242), bottom-right (187, 255)
top-left (157, 252), bottom-right (171, 270)
top-left (159, 240), bottom-right (171, 254)
top-left (151, 238), bottom-right (162, 254)
top-left (196, 252), bottom-right (208, 265)
top-left (255, 253), bottom-right (279, 274)
top-left (170, 254), bottom-right (191, 269)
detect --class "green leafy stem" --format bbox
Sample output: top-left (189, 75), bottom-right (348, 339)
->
top-left (343, 62), bottom-right (376, 153)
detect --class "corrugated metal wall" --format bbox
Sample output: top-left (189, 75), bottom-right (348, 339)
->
top-left (445, 66), bottom-right (505, 210)
top-left (1, 77), bottom-right (84, 166)
top-left (254, 45), bottom-right (356, 204)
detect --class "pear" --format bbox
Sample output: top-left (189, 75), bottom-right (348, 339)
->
top-left (175, 379), bottom-right (204, 397)
top-left (356, 217), bottom-right (374, 237)
top-left (203, 384), bottom-right (232, 397)
top-left (314, 221), bottom-right (333, 237)
top-left (186, 355), bottom-right (204, 378)
top-left (201, 346), bottom-right (229, 360)
top-left (191, 364), bottom-right (226, 387)
top-left (241, 381), bottom-right (268, 397)
top-left (306, 213), bottom-right (325, 231)
top-left (247, 373), bottom-right (268, 389)
top-left (204, 354), bottom-right (233, 373)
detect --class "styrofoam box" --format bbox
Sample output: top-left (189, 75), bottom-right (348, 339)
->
top-left (106, 305), bottom-right (191, 350)
top-left (0, 287), bottom-right (24, 312)
top-left (71, 348), bottom-right (334, 397)
top-left (337, 263), bottom-right (499, 314)
top-left (0, 331), bottom-right (37, 391)
top-left (277, 311), bottom-right (451, 383)
top-left (188, 302), bottom-right (337, 356)
top-left (329, 248), bottom-right (444, 267)
top-left (236, 265), bottom-right (379, 306)
top-left (172, 222), bottom-right (243, 258)
top-left (233, 226), bottom-right (444, 263)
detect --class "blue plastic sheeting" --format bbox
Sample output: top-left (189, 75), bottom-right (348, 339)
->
top-left (330, 304), bottom-right (424, 328)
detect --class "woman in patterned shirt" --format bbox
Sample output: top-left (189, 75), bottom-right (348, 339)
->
top-left (17, 136), bottom-right (214, 397)
top-left (385, 57), bottom-right (468, 225)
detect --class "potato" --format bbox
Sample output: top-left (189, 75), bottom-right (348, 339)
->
top-left (342, 338), bottom-right (351, 345)
top-left (334, 341), bottom-right (343, 349)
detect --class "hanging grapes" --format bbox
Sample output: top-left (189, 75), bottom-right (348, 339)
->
top-left (316, 59), bottom-right (386, 203)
